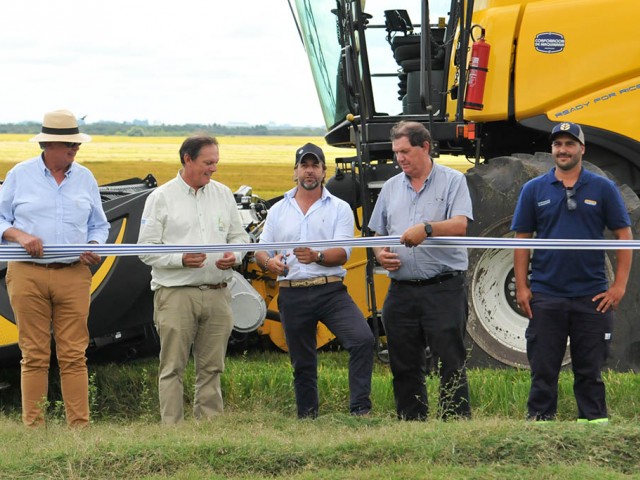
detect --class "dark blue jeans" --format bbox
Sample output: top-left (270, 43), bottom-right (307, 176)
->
top-left (382, 275), bottom-right (471, 420)
top-left (527, 293), bottom-right (613, 421)
top-left (278, 281), bottom-right (374, 418)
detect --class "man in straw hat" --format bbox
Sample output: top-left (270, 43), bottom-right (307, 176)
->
top-left (0, 109), bottom-right (109, 427)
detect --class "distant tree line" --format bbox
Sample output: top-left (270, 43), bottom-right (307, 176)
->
top-left (0, 121), bottom-right (326, 137)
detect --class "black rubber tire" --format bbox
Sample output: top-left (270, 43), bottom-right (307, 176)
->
top-left (464, 153), bottom-right (640, 371)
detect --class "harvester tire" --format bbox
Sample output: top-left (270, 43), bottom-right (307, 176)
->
top-left (464, 153), bottom-right (640, 371)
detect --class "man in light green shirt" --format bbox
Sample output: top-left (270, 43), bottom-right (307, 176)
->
top-left (138, 134), bottom-right (249, 424)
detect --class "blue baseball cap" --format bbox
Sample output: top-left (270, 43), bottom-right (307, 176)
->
top-left (550, 122), bottom-right (585, 145)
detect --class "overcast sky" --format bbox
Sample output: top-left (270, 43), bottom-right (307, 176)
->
top-left (2, 0), bottom-right (449, 127)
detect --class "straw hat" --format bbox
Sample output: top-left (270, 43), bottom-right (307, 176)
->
top-left (29, 109), bottom-right (92, 143)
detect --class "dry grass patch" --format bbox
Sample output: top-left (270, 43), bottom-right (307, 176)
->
top-left (0, 134), bottom-right (472, 199)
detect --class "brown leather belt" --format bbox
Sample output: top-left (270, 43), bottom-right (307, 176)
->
top-left (193, 283), bottom-right (228, 290)
top-left (279, 276), bottom-right (342, 288)
top-left (25, 261), bottom-right (81, 269)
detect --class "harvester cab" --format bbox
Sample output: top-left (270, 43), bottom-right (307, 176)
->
top-left (289, 0), bottom-right (640, 370)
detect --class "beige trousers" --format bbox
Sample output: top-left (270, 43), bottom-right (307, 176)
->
top-left (153, 286), bottom-right (234, 425)
top-left (6, 261), bottom-right (92, 427)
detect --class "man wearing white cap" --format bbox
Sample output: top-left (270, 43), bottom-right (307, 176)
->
top-left (0, 109), bottom-right (109, 427)
top-left (512, 122), bottom-right (632, 423)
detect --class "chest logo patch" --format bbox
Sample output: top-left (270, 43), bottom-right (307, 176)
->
top-left (584, 199), bottom-right (597, 206)
top-left (537, 199), bottom-right (551, 207)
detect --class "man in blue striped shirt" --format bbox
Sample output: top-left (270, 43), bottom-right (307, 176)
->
top-left (369, 121), bottom-right (473, 421)
top-left (0, 109), bottom-right (109, 427)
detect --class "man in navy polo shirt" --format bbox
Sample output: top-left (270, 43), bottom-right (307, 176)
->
top-left (511, 122), bottom-right (632, 423)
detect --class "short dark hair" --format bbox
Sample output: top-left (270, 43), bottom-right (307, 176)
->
top-left (389, 121), bottom-right (432, 147)
top-left (179, 134), bottom-right (219, 165)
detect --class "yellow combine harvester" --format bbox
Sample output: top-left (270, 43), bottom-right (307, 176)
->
top-left (287, 0), bottom-right (640, 370)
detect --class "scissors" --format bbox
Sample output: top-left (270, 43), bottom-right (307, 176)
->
top-left (282, 251), bottom-right (289, 277)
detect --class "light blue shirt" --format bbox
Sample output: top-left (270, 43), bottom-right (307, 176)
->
top-left (259, 186), bottom-right (353, 280)
top-left (368, 162), bottom-right (473, 280)
top-left (0, 156), bottom-right (109, 259)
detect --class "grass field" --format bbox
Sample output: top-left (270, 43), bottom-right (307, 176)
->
top-left (1, 352), bottom-right (640, 479)
top-left (2, 135), bottom-right (638, 479)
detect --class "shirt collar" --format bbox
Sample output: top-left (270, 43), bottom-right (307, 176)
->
top-left (548, 166), bottom-right (589, 187)
top-left (284, 185), bottom-right (332, 202)
top-left (39, 154), bottom-right (76, 178)
top-left (402, 160), bottom-right (438, 190)
top-left (176, 169), bottom-right (209, 195)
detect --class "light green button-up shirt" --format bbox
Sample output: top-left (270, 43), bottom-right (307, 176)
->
top-left (138, 172), bottom-right (249, 290)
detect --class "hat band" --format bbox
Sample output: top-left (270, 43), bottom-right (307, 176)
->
top-left (41, 126), bottom-right (80, 135)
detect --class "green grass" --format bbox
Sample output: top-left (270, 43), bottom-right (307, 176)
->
top-left (2, 351), bottom-right (640, 422)
top-left (2, 413), bottom-right (639, 479)
top-left (1, 136), bottom-right (637, 478)
top-left (1, 352), bottom-right (640, 478)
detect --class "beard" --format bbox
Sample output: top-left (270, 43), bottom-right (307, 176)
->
top-left (554, 153), bottom-right (580, 171)
top-left (295, 173), bottom-right (322, 191)
top-left (300, 178), bottom-right (320, 191)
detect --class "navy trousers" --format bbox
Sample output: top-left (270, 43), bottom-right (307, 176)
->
top-left (278, 281), bottom-right (374, 418)
top-left (382, 275), bottom-right (471, 420)
top-left (527, 293), bottom-right (613, 421)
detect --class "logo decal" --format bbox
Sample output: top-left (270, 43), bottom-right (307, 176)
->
top-left (534, 32), bottom-right (565, 54)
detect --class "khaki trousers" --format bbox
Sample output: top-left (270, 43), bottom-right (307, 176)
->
top-left (6, 261), bottom-right (92, 427)
top-left (153, 286), bottom-right (234, 425)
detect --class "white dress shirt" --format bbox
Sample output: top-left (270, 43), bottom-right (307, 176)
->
top-left (259, 186), bottom-right (353, 280)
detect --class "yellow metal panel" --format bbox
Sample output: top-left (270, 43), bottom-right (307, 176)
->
top-left (547, 78), bottom-right (640, 141)
top-left (0, 316), bottom-right (18, 347)
top-left (460, 4), bottom-right (522, 122)
top-left (515, 0), bottom-right (640, 137)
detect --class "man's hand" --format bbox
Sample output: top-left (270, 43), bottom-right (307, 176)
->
top-left (215, 252), bottom-right (236, 270)
top-left (400, 223), bottom-right (427, 247)
top-left (516, 286), bottom-right (533, 319)
top-left (182, 253), bottom-right (207, 268)
top-left (16, 232), bottom-right (43, 258)
top-left (79, 251), bottom-right (101, 265)
top-left (376, 247), bottom-right (401, 271)
top-left (264, 253), bottom-right (288, 276)
top-left (593, 285), bottom-right (626, 313)
top-left (293, 247), bottom-right (320, 265)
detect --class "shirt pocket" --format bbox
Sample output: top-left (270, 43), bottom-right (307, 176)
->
top-left (417, 198), bottom-right (448, 221)
top-left (64, 199), bottom-right (91, 226)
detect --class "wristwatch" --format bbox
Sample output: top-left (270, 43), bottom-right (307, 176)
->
top-left (315, 251), bottom-right (325, 264)
top-left (423, 222), bottom-right (433, 237)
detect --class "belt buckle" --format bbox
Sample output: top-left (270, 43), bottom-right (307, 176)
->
top-left (198, 285), bottom-right (209, 290)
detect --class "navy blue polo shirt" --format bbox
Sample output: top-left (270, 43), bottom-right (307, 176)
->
top-left (511, 167), bottom-right (630, 297)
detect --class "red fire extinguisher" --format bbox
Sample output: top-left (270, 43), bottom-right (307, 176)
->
top-left (464, 27), bottom-right (490, 110)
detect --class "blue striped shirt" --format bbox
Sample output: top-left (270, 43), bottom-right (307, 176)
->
top-left (368, 162), bottom-right (473, 280)
top-left (0, 156), bottom-right (109, 254)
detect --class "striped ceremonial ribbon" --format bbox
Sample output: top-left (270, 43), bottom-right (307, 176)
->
top-left (0, 236), bottom-right (638, 261)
